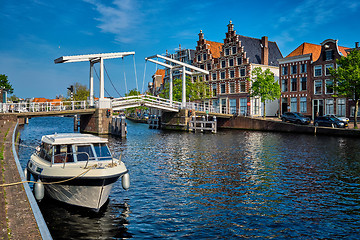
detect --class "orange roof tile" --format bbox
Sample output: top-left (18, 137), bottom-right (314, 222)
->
top-left (206, 40), bottom-right (223, 59)
top-left (33, 97), bottom-right (49, 103)
top-left (286, 43), bottom-right (321, 61)
top-left (286, 42), bottom-right (350, 61)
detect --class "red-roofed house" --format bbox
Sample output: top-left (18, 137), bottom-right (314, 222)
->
top-left (278, 39), bottom-right (350, 119)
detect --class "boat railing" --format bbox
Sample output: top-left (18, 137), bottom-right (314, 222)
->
top-left (52, 152), bottom-right (114, 168)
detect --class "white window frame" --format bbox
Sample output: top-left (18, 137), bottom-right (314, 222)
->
top-left (300, 63), bottom-right (307, 73)
top-left (300, 77), bottom-right (307, 91)
top-left (220, 71), bottom-right (226, 80)
top-left (290, 97), bottom-right (297, 112)
top-left (325, 79), bottom-right (334, 94)
top-left (300, 97), bottom-right (307, 113)
top-left (291, 78), bottom-right (297, 92)
top-left (325, 99), bottom-right (334, 115)
top-left (325, 64), bottom-right (333, 76)
top-left (291, 65), bottom-right (297, 75)
top-left (229, 82), bottom-right (235, 93)
top-left (314, 80), bottom-right (322, 95)
top-left (314, 65), bottom-right (322, 77)
top-left (337, 98), bottom-right (346, 117)
top-left (220, 83), bottom-right (226, 94)
top-left (240, 68), bottom-right (246, 77)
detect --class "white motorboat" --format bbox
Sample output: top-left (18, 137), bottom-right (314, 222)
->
top-left (26, 133), bottom-right (129, 211)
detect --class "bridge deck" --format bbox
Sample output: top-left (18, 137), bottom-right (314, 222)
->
top-left (2, 109), bottom-right (96, 118)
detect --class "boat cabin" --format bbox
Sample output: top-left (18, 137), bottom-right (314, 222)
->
top-left (38, 133), bottom-right (113, 166)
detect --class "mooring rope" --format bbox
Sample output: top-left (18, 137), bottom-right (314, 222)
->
top-left (0, 164), bottom-right (97, 187)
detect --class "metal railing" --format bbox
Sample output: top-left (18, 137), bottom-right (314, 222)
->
top-left (184, 102), bottom-right (249, 116)
top-left (112, 95), bottom-right (182, 112)
top-left (0, 101), bottom-right (89, 113)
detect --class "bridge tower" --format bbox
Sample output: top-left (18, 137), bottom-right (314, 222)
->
top-left (54, 52), bottom-right (135, 134)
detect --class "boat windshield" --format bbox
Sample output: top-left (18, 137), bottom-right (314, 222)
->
top-left (53, 144), bottom-right (74, 163)
top-left (93, 143), bottom-right (112, 160)
top-left (75, 145), bottom-right (95, 161)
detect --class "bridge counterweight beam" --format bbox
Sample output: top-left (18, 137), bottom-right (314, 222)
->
top-left (170, 68), bottom-right (173, 105)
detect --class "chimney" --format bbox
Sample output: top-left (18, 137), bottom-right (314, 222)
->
top-left (356, 42), bottom-right (359, 48)
top-left (261, 36), bottom-right (269, 65)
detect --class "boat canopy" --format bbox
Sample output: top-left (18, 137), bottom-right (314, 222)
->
top-left (41, 133), bottom-right (108, 145)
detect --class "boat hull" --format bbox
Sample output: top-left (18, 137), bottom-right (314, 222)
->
top-left (27, 162), bottom-right (126, 210)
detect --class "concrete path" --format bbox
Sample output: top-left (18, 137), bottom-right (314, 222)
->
top-left (0, 119), bottom-right (42, 240)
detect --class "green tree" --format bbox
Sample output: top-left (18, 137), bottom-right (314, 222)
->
top-left (330, 49), bottom-right (360, 129)
top-left (159, 76), bottom-right (210, 102)
top-left (8, 95), bottom-right (19, 102)
top-left (248, 67), bottom-right (280, 118)
top-left (125, 88), bottom-right (140, 97)
top-left (68, 83), bottom-right (89, 101)
top-left (0, 74), bottom-right (14, 94)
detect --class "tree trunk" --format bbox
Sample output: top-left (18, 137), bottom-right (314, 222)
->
top-left (263, 101), bottom-right (266, 118)
top-left (355, 99), bottom-right (359, 129)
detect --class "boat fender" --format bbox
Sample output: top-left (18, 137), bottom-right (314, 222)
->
top-left (122, 173), bottom-right (130, 190)
top-left (34, 179), bottom-right (44, 201)
top-left (24, 168), bottom-right (31, 181)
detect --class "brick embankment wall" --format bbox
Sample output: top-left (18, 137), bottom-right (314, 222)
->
top-left (218, 115), bottom-right (360, 137)
top-left (0, 116), bottom-right (42, 239)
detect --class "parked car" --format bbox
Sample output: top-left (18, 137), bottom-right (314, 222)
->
top-left (281, 112), bottom-right (311, 125)
top-left (323, 114), bottom-right (349, 123)
top-left (314, 116), bottom-right (348, 128)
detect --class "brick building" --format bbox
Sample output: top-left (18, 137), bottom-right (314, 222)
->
top-left (278, 39), bottom-right (350, 119)
top-left (193, 21), bottom-right (283, 116)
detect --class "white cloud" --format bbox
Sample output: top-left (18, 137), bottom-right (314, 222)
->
top-left (83, 0), bottom-right (142, 43)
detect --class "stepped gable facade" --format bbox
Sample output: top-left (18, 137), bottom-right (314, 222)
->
top-left (193, 21), bottom-right (282, 116)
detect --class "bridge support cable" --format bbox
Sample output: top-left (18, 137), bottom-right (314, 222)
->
top-left (142, 60), bottom-right (147, 94)
top-left (94, 66), bottom-right (112, 98)
top-left (122, 58), bottom-right (128, 94)
top-left (104, 63), bottom-right (122, 97)
top-left (133, 55), bottom-right (139, 92)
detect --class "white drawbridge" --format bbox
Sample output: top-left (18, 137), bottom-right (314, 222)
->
top-left (111, 95), bottom-right (181, 112)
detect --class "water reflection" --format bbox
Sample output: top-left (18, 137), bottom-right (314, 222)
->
top-left (18, 117), bottom-right (360, 239)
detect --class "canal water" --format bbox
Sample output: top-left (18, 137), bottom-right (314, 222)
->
top-left (18, 117), bottom-right (360, 239)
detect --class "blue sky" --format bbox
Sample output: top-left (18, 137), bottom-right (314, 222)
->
top-left (1, 0), bottom-right (359, 99)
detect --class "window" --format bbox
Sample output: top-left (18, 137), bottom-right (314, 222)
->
top-left (212, 84), bottom-right (217, 96)
top-left (291, 78), bottom-right (297, 91)
top-left (253, 98), bottom-right (260, 115)
top-left (76, 145), bottom-right (95, 161)
top-left (221, 60), bottom-right (226, 68)
top-left (207, 64), bottom-right (211, 70)
top-left (325, 99), bottom-right (334, 115)
top-left (281, 79), bottom-right (288, 92)
top-left (229, 99), bottom-right (237, 114)
top-left (314, 80), bottom-right (322, 94)
top-left (291, 65), bottom-right (297, 75)
top-left (300, 97), bottom-right (307, 113)
top-left (212, 99), bottom-right (219, 112)
top-left (282, 66), bottom-right (288, 75)
top-left (300, 77), bottom-right (307, 91)
top-left (40, 143), bottom-right (53, 162)
top-left (197, 55), bottom-right (201, 61)
top-left (240, 68), bottom-right (246, 77)
top-left (53, 144), bottom-right (74, 163)
top-left (203, 54), bottom-right (207, 60)
top-left (230, 70), bottom-right (235, 78)
top-left (220, 72), bottom-right (226, 79)
top-left (240, 98), bottom-right (247, 115)
top-left (212, 73), bottom-right (217, 80)
top-left (220, 83), bottom-right (226, 93)
top-left (237, 57), bottom-right (242, 65)
top-left (325, 79), bottom-right (334, 94)
top-left (230, 82), bottom-right (235, 93)
top-left (225, 48), bottom-right (230, 56)
top-left (351, 107), bottom-right (360, 117)
top-left (291, 97), bottom-right (297, 112)
top-left (325, 64), bottom-right (333, 76)
top-left (93, 143), bottom-right (112, 160)
top-left (300, 63), bottom-right (307, 73)
top-left (325, 50), bottom-right (333, 60)
top-left (232, 46), bottom-right (237, 54)
top-left (337, 98), bottom-right (346, 116)
top-left (240, 81), bottom-right (246, 92)
top-left (314, 65), bottom-right (322, 77)
top-left (229, 59), bottom-right (234, 66)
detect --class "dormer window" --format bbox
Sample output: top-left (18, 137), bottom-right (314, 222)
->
top-left (325, 50), bottom-right (333, 61)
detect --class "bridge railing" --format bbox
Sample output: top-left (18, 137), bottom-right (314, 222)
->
top-left (112, 95), bottom-right (182, 111)
top-left (0, 101), bottom-right (88, 113)
top-left (185, 102), bottom-right (249, 116)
